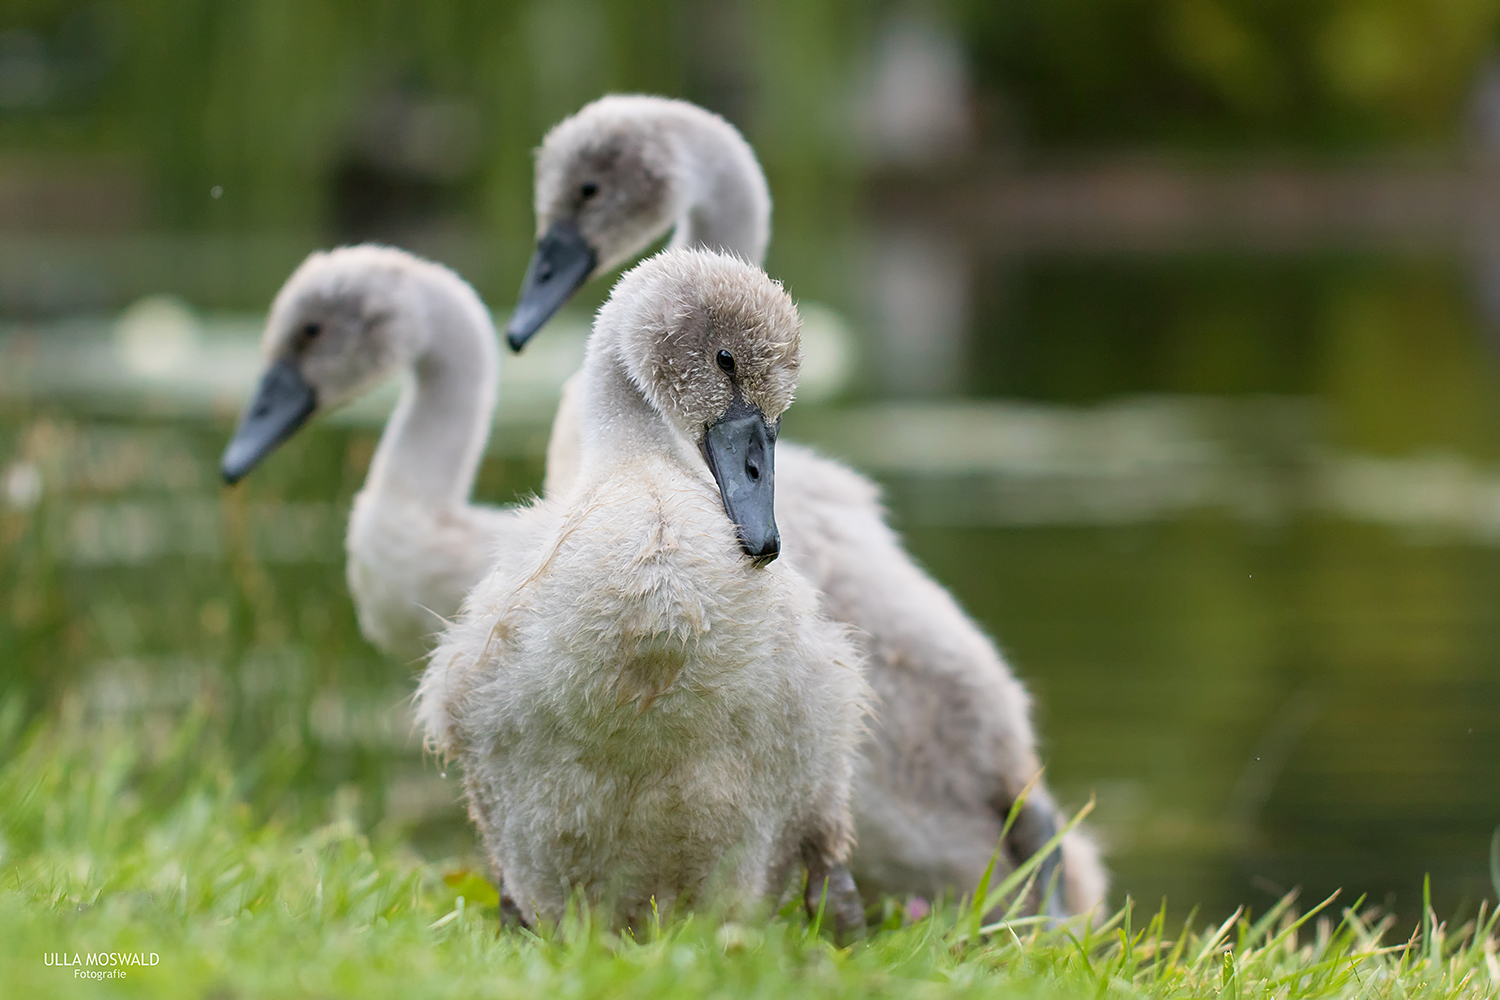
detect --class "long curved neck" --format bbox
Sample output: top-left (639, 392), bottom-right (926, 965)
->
top-left (365, 268), bottom-right (498, 509)
top-left (575, 337), bottom-right (680, 475)
top-left (664, 112), bottom-right (771, 265)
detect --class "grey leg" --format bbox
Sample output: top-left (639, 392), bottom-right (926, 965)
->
top-left (803, 859), bottom-right (866, 944)
top-left (499, 891), bottom-right (530, 930)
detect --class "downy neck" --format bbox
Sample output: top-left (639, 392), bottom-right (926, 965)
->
top-left (664, 111), bottom-right (770, 264)
top-left (575, 335), bottom-right (683, 477)
top-left (364, 267), bottom-right (498, 510)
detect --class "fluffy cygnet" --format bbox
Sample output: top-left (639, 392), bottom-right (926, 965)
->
top-left (505, 94), bottom-right (768, 350)
top-left (417, 249), bottom-right (870, 935)
top-left (221, 245), bottom-right (515, 661)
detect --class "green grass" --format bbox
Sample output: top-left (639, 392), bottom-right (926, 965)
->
top-left (2, 706), bottom-right (1497, 999)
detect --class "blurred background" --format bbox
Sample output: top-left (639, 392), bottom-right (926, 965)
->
top-left (3, 0), bottom-right (1500, 927)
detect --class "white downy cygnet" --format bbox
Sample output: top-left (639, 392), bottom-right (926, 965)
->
top-left (506, 94), bottom-right (1106, 917)
top-left (221, 245), bottom-right (514, 662)
top-left (417, 249), bottom-right (869, 936)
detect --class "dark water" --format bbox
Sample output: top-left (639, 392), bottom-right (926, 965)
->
top-left (910, 518), bottom-right (1500, 920)
top-left (4, 250), bottom-right (1500, 928)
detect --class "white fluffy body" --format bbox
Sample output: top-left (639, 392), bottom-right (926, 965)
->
top-left (418, 250), bottom-right (868, 926)
top-left (531, 97), bottom-right (1108, 915)
top-left (345, 494), bottom-right (513, 661)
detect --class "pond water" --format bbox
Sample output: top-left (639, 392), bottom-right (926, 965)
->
top-left (3, 247), bottom-right (1499, 928)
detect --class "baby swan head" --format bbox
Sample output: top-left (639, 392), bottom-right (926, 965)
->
top-left (601, 248), bottom-right (801, 564)
top-left (510, 95), bottom-right (769, 351)
top-left (509, 97), bottom-right (682, 350)
top-left (221, 245), bottom-right (430, 483)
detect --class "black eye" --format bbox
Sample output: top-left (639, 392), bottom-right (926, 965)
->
top-left (716, 349), bottom-right (735, 374)
top-left (300, 322), bottom-right (321, 343)
top-left (580, 182), bottom-right (599, 200)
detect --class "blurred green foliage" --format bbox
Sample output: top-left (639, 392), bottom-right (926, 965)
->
top-left (961, 0), bottom-right (1500, 148)
top-left (6, 0), bottom-right (1500, 247)
top-left (0, 1), bottom-right (866, 236)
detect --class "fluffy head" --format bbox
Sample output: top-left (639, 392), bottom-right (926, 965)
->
top-left (599, 248), bottom-right (801, 441)
top-left (533, 95), bottom-right (696, 275)
top-left (262, 245), bottom-right (431, 410)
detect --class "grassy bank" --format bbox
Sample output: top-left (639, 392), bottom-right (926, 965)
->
top-left (1, 708), bottom-right (1496, 1000)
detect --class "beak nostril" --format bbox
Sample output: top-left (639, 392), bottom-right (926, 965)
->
top-left (746, 462), bottom-right (760, 481)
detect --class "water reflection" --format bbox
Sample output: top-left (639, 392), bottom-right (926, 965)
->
top-left (866, 226), bottom-right (970, 396)
top-left (907, 516), bottom-right (1500, 922)
top-left (857, 15), bottom-right (974, 167)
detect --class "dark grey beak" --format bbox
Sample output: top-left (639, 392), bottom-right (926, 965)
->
top-left (221, 358), bottom-right (317, 484)
top-left (700, 396), bottom-right (779, 564)
top-left (505, 218), bottom-right (598, 352)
